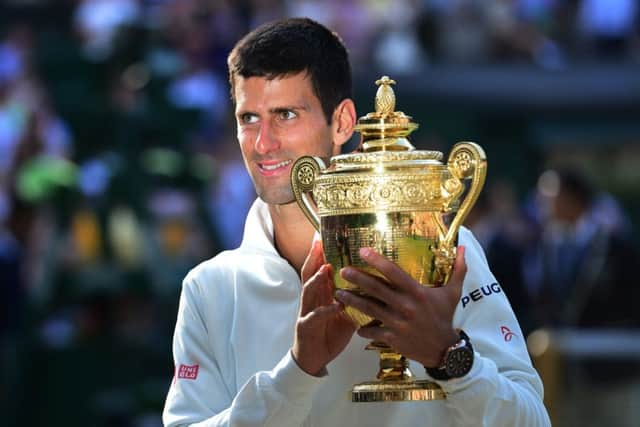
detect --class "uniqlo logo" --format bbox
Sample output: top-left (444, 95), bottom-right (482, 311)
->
top-left (177, 364), bottom-right (199, 380)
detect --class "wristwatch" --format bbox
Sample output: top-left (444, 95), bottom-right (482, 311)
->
top-left (425, 330), bottom-right (474, 380)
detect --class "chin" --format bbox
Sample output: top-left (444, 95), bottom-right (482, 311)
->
top-left (257, 189), bottom-right (296, 206)
top-left (276, 198), bottom-right (297, 206)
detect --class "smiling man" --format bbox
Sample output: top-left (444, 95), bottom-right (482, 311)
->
top-left (162, 17), bottom-right (550, 427)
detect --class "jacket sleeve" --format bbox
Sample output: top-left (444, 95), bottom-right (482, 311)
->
top-left (162, 273), bottom-right (324, 427)
top-left (430, 227), bottom-right (551, 427)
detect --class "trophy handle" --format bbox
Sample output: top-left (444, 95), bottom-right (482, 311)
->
top-left (442, 141), bottom-right (487, 248)
top-left (290, 156), bottom-right (325, 232)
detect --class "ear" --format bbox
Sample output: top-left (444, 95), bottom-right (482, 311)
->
top-left (331, 98), bottom-right (357, 155)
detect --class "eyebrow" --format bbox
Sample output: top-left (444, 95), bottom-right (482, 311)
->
top-left (269, 104), bottom-right (308, 114)
top-left (236, 103), bottom-right (309, 119)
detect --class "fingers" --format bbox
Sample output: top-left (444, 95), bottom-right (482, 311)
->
top-left (357, 324), bottom-right (392, 344)
top-left (301, 237), bottom-right (325, 283)
top-left (340, 266), bottom-right (400, 307)
top-left (338, 246), bottom-right (467, 318)
top-left (356, 246), bottom-right (467, 291)
top-left (299, 300), bottom-right (345, 324)
top-left (300, 263), bottom-right (332, 316)
top-left (334, 290), bottom-right (394, 325)
top-left (355, 247), bottom-right (418, 293)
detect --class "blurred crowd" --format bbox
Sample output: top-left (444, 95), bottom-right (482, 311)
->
top-left (467, 169), bottom-right (638, 336)
top-left (0, 1), bottom-right (639, 426)
top-left (466, 167), bottom-right (640, 426)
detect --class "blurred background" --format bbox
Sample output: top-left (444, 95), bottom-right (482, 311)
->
top-left (1, 0), bottom-right (639, 426)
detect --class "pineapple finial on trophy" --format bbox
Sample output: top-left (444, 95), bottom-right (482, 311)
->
top-left (374, 76), bottom-right (396, 115)
top-left (355, 75), bottom-right (418, 152)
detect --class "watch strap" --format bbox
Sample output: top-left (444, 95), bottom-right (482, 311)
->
top-left (425, 330), bottom-right (473, 380)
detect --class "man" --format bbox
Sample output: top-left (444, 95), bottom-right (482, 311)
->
top-left (524, 168), bottom-right (638, 330)
top-left (163, 18), bottom-right (550, 426)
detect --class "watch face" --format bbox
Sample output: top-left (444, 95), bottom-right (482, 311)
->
top-left (445, 347), bottom-right (474, 378)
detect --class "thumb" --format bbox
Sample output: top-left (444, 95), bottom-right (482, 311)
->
top-left (301, 236), bottom-right (325, 283)
top-left (446, 246), bottom-right (467, 299)
top-left (300, 263), bottom-right (331, 316)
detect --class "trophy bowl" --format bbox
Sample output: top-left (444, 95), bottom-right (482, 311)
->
top-left (291, 76), bottom-right (486, 402)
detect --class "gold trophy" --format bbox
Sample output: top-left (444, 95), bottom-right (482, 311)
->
top-left (291, 76), bottom-right (487, 402)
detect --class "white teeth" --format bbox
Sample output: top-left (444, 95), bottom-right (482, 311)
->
top-left (261, 160), bottom-right (291, 170)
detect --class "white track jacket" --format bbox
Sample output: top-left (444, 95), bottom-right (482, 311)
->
top-left (163, 199), bottom-right (551, 426)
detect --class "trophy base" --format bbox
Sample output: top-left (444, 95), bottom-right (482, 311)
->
top-left (352, 379), bottom-right (446, 402)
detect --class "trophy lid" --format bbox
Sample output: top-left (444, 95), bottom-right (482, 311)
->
top-left (354, 76), bottom-right (419, 152)
top-left (330, 76), bottom-right (443, 171)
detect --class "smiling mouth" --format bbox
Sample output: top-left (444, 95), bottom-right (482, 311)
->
top-left (259, 160), bottom-right (292, 171)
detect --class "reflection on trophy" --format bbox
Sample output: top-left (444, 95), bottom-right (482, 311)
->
top-left (291, 76), bottom-right (487, 402)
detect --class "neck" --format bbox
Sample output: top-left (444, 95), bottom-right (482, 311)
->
top-left (269, 201), bottom-right (316, 274)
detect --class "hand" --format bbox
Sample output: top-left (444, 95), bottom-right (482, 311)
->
top-left (291, 238), bottom-right (357, 376)
top-left (335, 246), bottom-right (467, 368)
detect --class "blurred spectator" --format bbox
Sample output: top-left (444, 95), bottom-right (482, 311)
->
top-left (166, 69), bottom-right (227, 126)
top-left (577, 0), bottom-right (638, 60)
top-left (206, 139), bottom-right (255, 250)
top-left (0, 24), bottom-right (36, 181)
top-left (163, 0), bottom-right (233, 136)
top-left (34, 99), bottom-right (73, 159)
top-left (144, 187), bottom-right (213, 296)
top-left (0, 24), bottom-right (29, 84)
top-left (73, 0), bottom-right (142, 61)
top-left (373, 0), bottom-right (427, 73)
top-left (0, 81), bottom-right (27, 177)
top-left (486, 0), bottom-right (566, 68)
top-left (522, 168), bottom-right (640, 332)
top-left (427, 0), bottom-right (492, 64)
top-left (417, 0), bottom-right (566, 68)
top-left (287, 0), bottom-right (378, 66)
top-left (522, 167), bottom-right (640, 427)
top-left (0, 202), bottom-right (22, 427)
top-left (0, 191), bottom-right (22, 339)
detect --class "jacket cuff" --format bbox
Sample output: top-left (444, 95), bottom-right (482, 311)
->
top-left (267, 350), bottom-right (327, 400)
top-left (426, 351), bottom-right (489, 395)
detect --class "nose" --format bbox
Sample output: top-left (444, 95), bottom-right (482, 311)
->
top-left (255, 120), bottom-right (279, 155)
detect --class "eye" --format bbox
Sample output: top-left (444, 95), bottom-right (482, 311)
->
top-left (278, 110), bottom-right (297, 120)
top-left (240, 113), bottom-right (259, 124)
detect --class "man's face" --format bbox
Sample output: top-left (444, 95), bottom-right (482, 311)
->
top-left (233, 73), bottom-right (339, 205)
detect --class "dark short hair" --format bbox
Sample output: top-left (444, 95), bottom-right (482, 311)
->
top-left (557, 168), bottom-right (595, 207)
top-left (227, 17), bottom-right (352, 124)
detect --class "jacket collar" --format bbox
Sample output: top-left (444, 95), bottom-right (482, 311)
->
top-left (240, 198), bottom-right (279, 257)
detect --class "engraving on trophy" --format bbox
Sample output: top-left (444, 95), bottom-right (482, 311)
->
top-left (313, 172), bottom-right (449, 215)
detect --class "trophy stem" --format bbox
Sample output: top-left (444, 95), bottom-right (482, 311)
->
top-left (351, 341), bottom-right (447, 402)
top-left (365, 341), bottom-right (411, 381)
